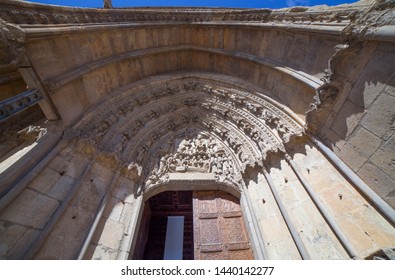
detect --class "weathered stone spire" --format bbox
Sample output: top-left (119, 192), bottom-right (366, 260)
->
top-left (104, 0), bottom-right (113, 9)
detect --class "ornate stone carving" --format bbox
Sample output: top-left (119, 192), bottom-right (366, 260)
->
top-left (0, 0), bottom-right (368, 25)
top-left (309, 84), bottom-right (339, 112)
top-left (142, 132), bottom-right (242, 190)
top-left (114, 133), bottom-right (129, 154)
top-left (0, 18), bottom-right (26, 67)
top-left (307, 43), bottom-right (347, 113)
top-left (72, 75), bottom-right (305, 194)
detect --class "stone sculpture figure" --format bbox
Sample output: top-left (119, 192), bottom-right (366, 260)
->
top-left (103, 0), bottom-right (112, 9)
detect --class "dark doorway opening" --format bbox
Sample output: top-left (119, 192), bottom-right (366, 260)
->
top-left (140, 191), bottom-right (194, 260)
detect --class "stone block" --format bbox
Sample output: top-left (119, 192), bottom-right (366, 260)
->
top-left (47, 175), bottom-right (75, 201)
top-left (48, 156), bottom-right (69, 173)
top-left (68, 33), bottom-right (95, 66)
top-left (34, 206), bottom-right (94, 259)
top-left (357, 162), bottom-right (395, 208)
top-left (112, 176), bottom-right (135, 203)
top-left (336, 126), bottom-right (382, 172)
top-left (105, 197), bottom-right (124, 223)
top-left (346, 209), bottom-right (395, 257)
top-left (331, 100), bottom-right (365, 139)
top-left (29, 167), bottom-right (62, 194)
top-left (267, 238), bottom-right (301, 260)
top-left (34, 233), bottom-right (65, 259)
top-left (27, 40), bottom-right (66, 78)
top-left (286, 34), bottom-right (310, 70)
top-left (89, 163), bottom-right (114, 192)
top-left (52, 84), bottom-right (84, 126)
top-left (0, 189), bottom-right (59, 229)
top-left (312, 39), bottom-right (336, 77)
top-left (332, 81), bottom-right (353, 114)
top-left (78, 183), bottom-right (105, 214)
top-left (0, 221), bottom-right (27, 258)
top-left (319, 127), bottom-right (346, 150)
top-left (66, 153), bottom-right (89, 179)
top-left (258, 216), bottom-right (300, 259)
top-left (7, 228), bottom-right (40, 259)
top-left (345, 45), bottom-right (389, 104)
top-left (58, 146), bottom-right (73, 158)
top-left (361, 93), bottom-right (395, 140)
top-left (384, 73), bottom-right (395, 97)
top-left (119, 201), bottom-right (137, 227)
top-left (279, 83), bottom-right (292, 106)
top-left (91, 244), bottom-right (119, 260)
top-left (369, 134), bottom-right (395, 181)
top-left (336, 215), bottom-right (375, 257)
top-left (346, 127), bottom-right (382, 158)
top-left (97, 219), bottom-right (124, 250)
top-left (322, 111), bottom-right (338, 129)
top-left (349, 80), bottom-right (386, 109)
top-left (287, 205), bottom-right (347, 259)
top-left (308, 227), bottom-right (348, 259)
top-left (337, 143), bottom-right (368, 172)
top-left (318, 186), bottom-right (360, 218)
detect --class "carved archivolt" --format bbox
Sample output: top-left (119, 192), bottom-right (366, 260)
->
top-left (71, 74), bottom-right (304, 194)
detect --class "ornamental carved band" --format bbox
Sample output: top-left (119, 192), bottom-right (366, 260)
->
top-left (72, 75), bottom-right (304, 194)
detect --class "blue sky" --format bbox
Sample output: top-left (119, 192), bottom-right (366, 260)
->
top-left (27, 0), bottom-right (358, 9)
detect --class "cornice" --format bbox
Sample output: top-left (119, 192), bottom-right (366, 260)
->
top-left (0, 0), bottom-right (369, 27)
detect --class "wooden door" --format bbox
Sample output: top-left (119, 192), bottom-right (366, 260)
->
top-left (193, 190), bottom-right (254, 260)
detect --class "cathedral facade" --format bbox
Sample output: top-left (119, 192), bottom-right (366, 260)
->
top-left (0, 0), bottom-right (394, 259)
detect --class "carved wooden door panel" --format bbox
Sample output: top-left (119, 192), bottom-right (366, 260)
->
top-left (193, 190), bottom-right (254, 260)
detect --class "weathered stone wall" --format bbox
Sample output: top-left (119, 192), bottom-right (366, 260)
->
top-left (23, 26), bottom-right (333, 125)
top-left (0, 144), bottom-right (88, 259)
top-left (244, 136), bottom-right (395, 259)
top-left (0, 141), bottom-right (140, 259)
top-left (84, 176), bottom-right (138, 260)
top-left (319, 41), bottom-right (395, 208)
top-left (1, 0), bottom-right (394, 260)
top-left (244, 168), bottom-right (302, 259)
top-left (288, 137), bottom-right (395, 257)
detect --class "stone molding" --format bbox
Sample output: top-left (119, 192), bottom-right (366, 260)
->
top-left (0, 0), bottom-right (371, 26)
top-left (68, 74), bottom-right (304, 194)
top-left (43, 45), bottom-right (322, 93)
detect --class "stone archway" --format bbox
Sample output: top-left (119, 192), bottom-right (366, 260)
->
top-left (1, 1), bottom-right (395, 260)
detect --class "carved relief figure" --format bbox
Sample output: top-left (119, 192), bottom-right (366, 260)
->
top-left (144, 132), bottom-right (241, 188)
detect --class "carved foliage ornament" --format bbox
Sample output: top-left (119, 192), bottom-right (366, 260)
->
top-left (0, 0), bottom-right (368, 25)
top-left (74, 77), bottom-right (304, 190)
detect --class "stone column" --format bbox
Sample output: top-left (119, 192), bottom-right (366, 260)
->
top-left (19, 160), bottom-right (94, 259)
top-left (284, 153), bottom-right (358, 259)
top-left (239, 187), bottom-right (268, 259)
top-left (261, 166), bottom-right (310, 260)
top-left (117, 194), bottom-right (144, 260)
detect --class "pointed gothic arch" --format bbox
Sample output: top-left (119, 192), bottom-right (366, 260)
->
top-left (1, 0), bottom-right (394, 260)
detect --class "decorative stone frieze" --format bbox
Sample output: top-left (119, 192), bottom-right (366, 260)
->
top-left (71, 75), bottom-right (304, 193)
top-left (0, 0), bottom-right (371, 26)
